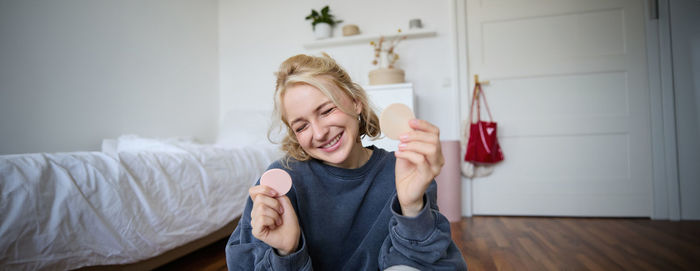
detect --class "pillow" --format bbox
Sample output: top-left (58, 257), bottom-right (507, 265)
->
top-left (216, 109), bottom-right (283, 148)
top-left (101, 135), bottom-right (193, 155)
top-left (101, 139), bottom-right (118, 155)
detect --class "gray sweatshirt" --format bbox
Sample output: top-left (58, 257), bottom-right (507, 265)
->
top-left (225, 146), bottom-right (467, 270)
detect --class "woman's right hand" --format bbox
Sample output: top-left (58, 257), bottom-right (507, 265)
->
top-left (248, 185), bottom-right (300, 256)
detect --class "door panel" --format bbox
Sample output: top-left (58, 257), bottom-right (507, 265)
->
top-left (467, 0), bottom-right (652, 216)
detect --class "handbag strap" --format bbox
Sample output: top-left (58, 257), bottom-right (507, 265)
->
top-left (479, 83), bottom-right (495, 121)
top-left (469, 82), bottom-right (494, 124)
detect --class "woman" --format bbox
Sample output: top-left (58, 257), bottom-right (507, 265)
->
top-left (225, 54), bottom-right (467, 270)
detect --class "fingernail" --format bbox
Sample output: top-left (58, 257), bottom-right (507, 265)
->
top-left (279, 206), bottom-right (284, 214)
top-left (400, 134), bottom-right (408, 141)
top-left (398, 143), bottom-right (407, 150)
top-left (268, 190), bottom-right (277, 197)
top-left (276, 218), bottom-right (282, 226)
top-left (410, 119), bottom-right (419, 125)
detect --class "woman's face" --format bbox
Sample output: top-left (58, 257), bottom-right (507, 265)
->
top-left (283, 82), bottom-right (362, 168)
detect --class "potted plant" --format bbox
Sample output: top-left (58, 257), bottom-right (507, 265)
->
top-left (305, 6), bottom-right (343, 39)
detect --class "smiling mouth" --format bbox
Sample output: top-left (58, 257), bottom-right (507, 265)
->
top-left (321, 133), bottom-right (342, 149)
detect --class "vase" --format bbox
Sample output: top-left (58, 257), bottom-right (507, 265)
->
top-left (314, 23), bottom-right (332, 39)
top-left (379, 51), bottom-right (390, 68)
top-left (369, 68), bottom-right (405, 85)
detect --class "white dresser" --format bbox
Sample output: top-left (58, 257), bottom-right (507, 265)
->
top-left (362, 83), bottom-right (415, 152)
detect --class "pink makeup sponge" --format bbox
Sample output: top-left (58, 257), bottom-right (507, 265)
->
top-left (260, 169), bottom-right (292, 196)
top-left (379, 103), bottom-right (415, 140)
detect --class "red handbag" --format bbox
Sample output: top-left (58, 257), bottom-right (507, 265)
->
top-left (464, 82), bottom-right (504, 164)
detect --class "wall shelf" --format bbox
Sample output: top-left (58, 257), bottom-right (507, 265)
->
top-left (303, 28), bottom-right (437, 49)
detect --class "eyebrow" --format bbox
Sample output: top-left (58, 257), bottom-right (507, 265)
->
top-left (290, 101), bottom-right (333, 126)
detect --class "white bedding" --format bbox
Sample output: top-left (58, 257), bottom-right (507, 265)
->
top-left (0, 136), bottom-right (280, 270)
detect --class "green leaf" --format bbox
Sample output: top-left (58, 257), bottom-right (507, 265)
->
top-left (307, 5), bottom-right (341, 27)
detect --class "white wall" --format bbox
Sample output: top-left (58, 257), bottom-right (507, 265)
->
top-left (219, 0), bottom-right (460, 140)
top-left (669, 0), bottom-right (700, 220)
top-left (0, 0), bottom-right (219, 154)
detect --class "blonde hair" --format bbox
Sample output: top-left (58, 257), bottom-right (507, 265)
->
top-left (269, 54), bottom-right (380, 163)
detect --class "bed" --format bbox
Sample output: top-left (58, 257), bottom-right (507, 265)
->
top-left (0, 126), bottom-right (281, 270)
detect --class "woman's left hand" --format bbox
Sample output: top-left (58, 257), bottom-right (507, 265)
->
top-left (394, 119), bottom-right (445, 217)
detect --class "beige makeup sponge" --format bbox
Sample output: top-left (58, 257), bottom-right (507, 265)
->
top-left (379, 103), bottom-right (415, 140)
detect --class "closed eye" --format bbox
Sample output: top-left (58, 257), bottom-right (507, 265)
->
top-left (295, 123), bottom-right (308, 133)
top-left (321, 107), bottom-right (335, 116)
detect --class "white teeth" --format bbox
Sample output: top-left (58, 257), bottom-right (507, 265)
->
top-left (323, 134), bottom-right (341, 148)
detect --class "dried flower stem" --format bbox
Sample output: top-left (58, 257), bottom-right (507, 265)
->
top-left (370, 29), bottom-right (406, 69)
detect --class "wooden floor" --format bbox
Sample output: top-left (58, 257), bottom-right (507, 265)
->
top-left (453, 217), bottom-right (700, 270)
top-left (157, 216), bottom-right (700, 271)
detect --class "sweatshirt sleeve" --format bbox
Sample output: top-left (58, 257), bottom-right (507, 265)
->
top-left (225, 194), bottom-right (313, 270)
top-left (378, 181), bottom-right (468, 270)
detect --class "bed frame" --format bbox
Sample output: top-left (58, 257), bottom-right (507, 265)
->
top-left (77, 217), bottom-right (240, 271)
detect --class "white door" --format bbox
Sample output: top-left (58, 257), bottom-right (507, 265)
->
top-left (466, 0), bottom-right (653, 216)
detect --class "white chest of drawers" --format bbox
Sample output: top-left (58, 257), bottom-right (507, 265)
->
top-left (362, 83), bottom-right (415, 152)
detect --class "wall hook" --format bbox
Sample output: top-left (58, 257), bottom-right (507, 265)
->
top-left (474, 74), bottom-right (490, 85)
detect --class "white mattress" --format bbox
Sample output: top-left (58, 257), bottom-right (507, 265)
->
top-left (0, 136), bottom-right (280, 270)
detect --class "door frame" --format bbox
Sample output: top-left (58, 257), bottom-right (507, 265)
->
top-left (450, 0), bottom-right (681, 220)
top-left (648, 0), bottom-right (681, 220)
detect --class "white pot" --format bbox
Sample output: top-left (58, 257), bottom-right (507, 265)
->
top-left (314, 23), bottom-right (332, 39)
